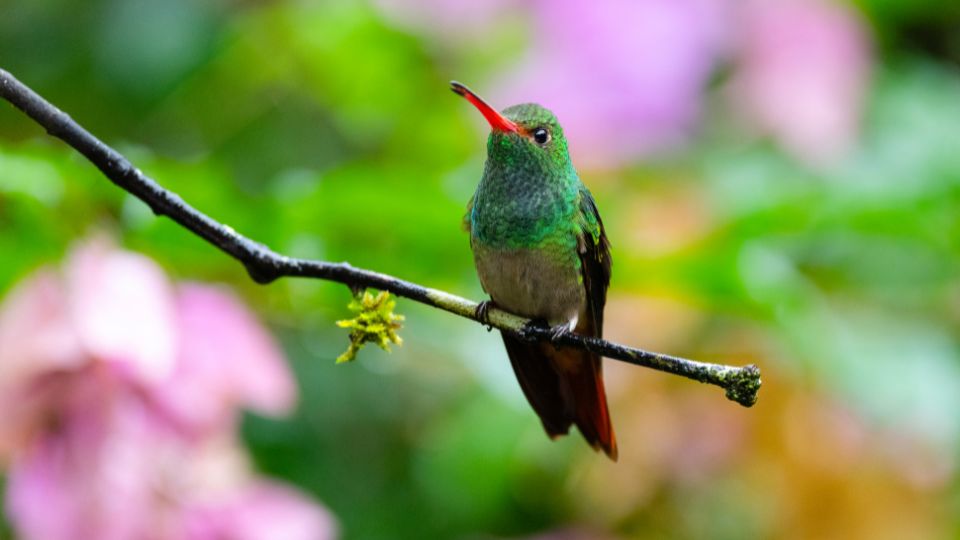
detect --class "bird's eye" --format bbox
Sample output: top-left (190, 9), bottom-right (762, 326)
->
top-left (533, 127), bottom-right (550, 145)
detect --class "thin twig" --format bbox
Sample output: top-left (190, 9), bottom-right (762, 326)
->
top-left (0, 68), bottom-right (761, 407)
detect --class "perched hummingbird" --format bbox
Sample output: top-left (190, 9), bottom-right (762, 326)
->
top-left (451, 81), bottom-right (616, 460)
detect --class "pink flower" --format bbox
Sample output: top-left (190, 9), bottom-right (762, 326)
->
top-left (728, 0), bottom-right (871, 167)
top-left (0, 241), bottom-right (177, 458)
top-left (0, 239), bottom-right (335, 540)
top-left (151, 284), bottom-right (296, 437)
top-left (492, 0), bottom-right (731, 170)
top-left (181, 482), bottom-right (337, 540)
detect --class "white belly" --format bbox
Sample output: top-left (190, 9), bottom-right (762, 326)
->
top-left (472, 243), bottom-right (585, 326)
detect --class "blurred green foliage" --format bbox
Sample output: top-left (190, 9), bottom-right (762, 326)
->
top-left (2, 0), bottom-right (960, 539)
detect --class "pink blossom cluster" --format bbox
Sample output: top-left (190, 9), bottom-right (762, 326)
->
top-left (0, 240), bottom-right (336, 540)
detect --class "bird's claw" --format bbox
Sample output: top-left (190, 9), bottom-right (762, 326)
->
top-left (548, 324), bottom-right (570, 343)
top-left (474, 300), bottom-right (495, 331)
top-left (517, 318), bottom-right (568, 343)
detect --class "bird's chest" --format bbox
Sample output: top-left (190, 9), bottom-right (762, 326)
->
top-left (472, 242), bottom-right (584, 325)
top-left (469, 172), bottom-right (583, 324)
top-left (470, 176), bottom-right (573, 249)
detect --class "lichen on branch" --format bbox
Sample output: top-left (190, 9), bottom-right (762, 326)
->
top-left (336, 290), bottom-right (404, 363)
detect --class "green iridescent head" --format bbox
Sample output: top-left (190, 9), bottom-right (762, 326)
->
top-left (451, 81), bottom-right (574, 179)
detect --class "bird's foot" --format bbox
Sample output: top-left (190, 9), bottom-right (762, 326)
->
top-left (517, 318), bottom-right (569, 343)
top-left (474, 300), bottom-right (497, 331)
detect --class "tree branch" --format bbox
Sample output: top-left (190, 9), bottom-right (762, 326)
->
top-left (0, 68), bottom-right (761, 407)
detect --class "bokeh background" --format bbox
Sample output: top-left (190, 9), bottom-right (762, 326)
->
top-left (1, 0), bottom-right (959, 538)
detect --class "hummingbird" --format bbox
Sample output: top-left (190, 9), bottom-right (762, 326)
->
top-left (451, 81), bottom-right (616, 460)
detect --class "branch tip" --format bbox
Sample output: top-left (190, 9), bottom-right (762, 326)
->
top-left (724, 364), bottom-right (762, 407)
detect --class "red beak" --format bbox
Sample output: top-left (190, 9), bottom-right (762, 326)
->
top-left (451, 81), bottom-right (519, 133)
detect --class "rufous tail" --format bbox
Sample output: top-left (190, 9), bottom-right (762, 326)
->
top-left (501, 333), bottom-right (617, 460)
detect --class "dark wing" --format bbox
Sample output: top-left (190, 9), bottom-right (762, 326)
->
top-left (577, 188), bottom-right (612, 336)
